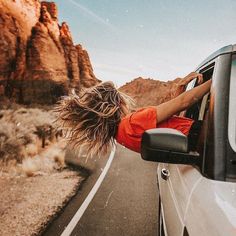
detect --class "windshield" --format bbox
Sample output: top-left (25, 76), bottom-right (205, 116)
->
top-left (228, 54), bottom-right (236, 152)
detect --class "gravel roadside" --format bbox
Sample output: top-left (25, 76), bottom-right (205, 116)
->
top-left (0, 106), bottom-right (86, 235)
top-left (0, 169), bottom-right (84, 236)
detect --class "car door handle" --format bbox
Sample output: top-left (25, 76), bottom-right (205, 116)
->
top-left (161, 168), bottom-right (170, 181)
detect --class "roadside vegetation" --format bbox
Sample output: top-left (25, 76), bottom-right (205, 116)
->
top-left (0, 104), bottom-right (65, 176)
top-left (0, 103), bottom-right (84, 236)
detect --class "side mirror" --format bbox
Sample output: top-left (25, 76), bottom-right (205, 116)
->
top-left (141, 128), bottom-right (201, 166)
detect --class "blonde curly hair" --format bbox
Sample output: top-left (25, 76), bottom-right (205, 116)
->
top-left (53, 81), bottom-right (133, 156)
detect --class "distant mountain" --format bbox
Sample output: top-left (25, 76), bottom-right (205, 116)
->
top-left (0, 0), bottom-right (99, 105)
top-left (119, 77), bottom-right (183, 108)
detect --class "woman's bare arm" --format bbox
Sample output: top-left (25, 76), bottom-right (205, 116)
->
top-left (155, 79), bottom-right (212, 123)
top-left (170, 72), bottom-right (203, 99)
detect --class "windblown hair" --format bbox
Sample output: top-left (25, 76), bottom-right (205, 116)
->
top-left (54, 81), bottom-right (133, 157)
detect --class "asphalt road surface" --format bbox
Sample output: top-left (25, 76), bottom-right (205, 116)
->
top-left (43, 144), bottom-right (158, 236)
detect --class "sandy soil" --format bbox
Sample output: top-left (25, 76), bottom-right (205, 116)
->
top-left (0, 169), bottom-right (83, 236)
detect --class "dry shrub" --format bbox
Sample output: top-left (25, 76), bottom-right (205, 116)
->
top-left (0, 158), bottom-right (21, 177)
top-left (25, 143), bottom-right (38, 157)
top-left (21, 146), bottom-right (65, 177)
top-left (0, 107), bottom-right (57, 163)
top-left (21, 158), bottom-right (41, 177)
top-left (0, 106), bottom-right (67, 176)
top-left (0, 135), bottom-right (27, 163)
top-left (46, 146), bottom-right (65, 168)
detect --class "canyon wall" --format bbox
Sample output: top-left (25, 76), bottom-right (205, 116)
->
top-left (119, 77), bottom-right (184, 108)
top-left (0, 0), bottom-right (99, 104)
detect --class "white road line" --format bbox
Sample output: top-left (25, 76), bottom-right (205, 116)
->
top-left (61, 146), bottom-right (116, 236)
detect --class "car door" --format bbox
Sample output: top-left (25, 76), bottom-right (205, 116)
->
top-left (158, 62), bottom-right (215, 236)
top-left (184, 52), bottom-right (236, 236)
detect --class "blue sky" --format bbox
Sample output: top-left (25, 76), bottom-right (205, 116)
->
top-left (53, 0), bottom-right (236, 86)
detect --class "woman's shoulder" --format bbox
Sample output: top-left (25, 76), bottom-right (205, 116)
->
top-left (117, 106), bottom-right (157, 134)
top-left (130, 106), bottom-right (156, 116)
top-left (128, 106), bottom-right (157, 134)
top-left (130, 106), bottom-right (157, 121)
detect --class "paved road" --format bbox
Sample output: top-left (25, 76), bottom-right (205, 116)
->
top-left (43, 144), bottom-right (158, 236)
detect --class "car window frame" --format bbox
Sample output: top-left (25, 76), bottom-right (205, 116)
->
top-left (228, 54), bottom-right (236, 152)
top-left (182, 63), bottom-right (215, 175)
top-left (226, 53), bottom-right (236, 181)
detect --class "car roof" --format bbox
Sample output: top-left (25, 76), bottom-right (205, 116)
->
top-left (196, 44), bottom-right (236, 70)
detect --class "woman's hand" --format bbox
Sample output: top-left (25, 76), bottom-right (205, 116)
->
top-left (171, 72), bottom-right (203, 99)
top-left (170, 72), bottom-right (202, 99)
top-left (156, 79), bottom-right (211, 123)
top-left (179, 72), bottom-right (203, 86)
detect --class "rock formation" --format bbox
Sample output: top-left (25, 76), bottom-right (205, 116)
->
top-left (76, 44), bottom-right (100, 87)
top-left (0, 0), bottom-right (99, 105)
top-left (119, 77), bottom-right (184, 108)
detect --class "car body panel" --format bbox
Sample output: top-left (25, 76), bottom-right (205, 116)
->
top-left (158, 163), bottom-right (203, 236)
top-left (159, 163), bottom-right (236, 236)
top-left (158, 163), bottom-right (184, 236)
top-left (185, 178), bottom-right (236, 236)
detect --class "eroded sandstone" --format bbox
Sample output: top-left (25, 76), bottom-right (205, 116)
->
top-left (0, 0), bottom-right (99, 105)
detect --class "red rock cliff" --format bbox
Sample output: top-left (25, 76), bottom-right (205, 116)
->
top-left (119, 77), bottom-right (183, 108)
top-left (0, 0), bottom-right (99, 104)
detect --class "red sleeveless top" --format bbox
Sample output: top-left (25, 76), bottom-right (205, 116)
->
top-left (115, 107), bottom-right (194, 153)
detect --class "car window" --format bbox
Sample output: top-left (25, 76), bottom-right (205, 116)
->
top-left (228, 54), bottom-right (236, 152)
top-left (184, 66), bottom-right (214, 169)
top-left (185, 65), bottom-right (214, 121)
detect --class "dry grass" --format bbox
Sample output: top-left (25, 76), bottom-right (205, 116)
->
top-left (0, 106), bottom-right (66, 176)
top-left (24, 143), bottom-right (38, 157)
top-left (21, 145), bottom-right (65, 177)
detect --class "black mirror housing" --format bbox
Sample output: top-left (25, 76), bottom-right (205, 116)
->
top-left (141, 128), bottom-right (201, 166)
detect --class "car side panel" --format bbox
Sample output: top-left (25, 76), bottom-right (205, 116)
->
top-left (185, 178), bottom-right (236, 236)
top-left (158, 163), bottom-right (184, 236)
top-left (158, 163), bottom-right (205, 236)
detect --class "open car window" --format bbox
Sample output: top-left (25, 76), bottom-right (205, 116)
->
top-left (182, 65), bottom-right (214, 155)
top-left (185, 78), bottom-right (197, 91)
top-left (184, 64), bottom-right (214, 121)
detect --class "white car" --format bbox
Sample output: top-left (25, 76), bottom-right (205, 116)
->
top-left (141, 44), bottom-right (236, 236)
